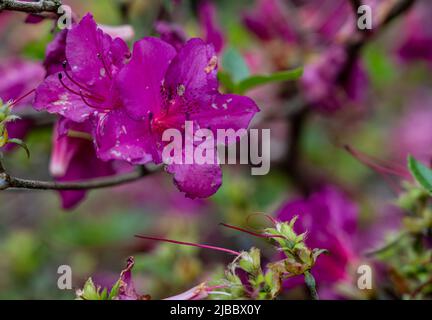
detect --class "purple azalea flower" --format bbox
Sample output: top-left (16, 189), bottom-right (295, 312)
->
top-left (243, 0), bottom-right (299, 43)
top-left (198, 0), bottom-right (224, 53)
top-left (276, 186), bottom-right (359, 287)
top-left (397, 0), bottom-right (432, 65)
top-left (300, 46), bottom-right (369, 112)
top-left (0, 58), bottom-right (45, 151)
top-left (34, 13), bottom-right (130, 123)
top-left (50, 117), bottom-right (116, 210)
top-left (43, 23), bottom-right (134, 76)
top-left (96, 37), bottom-right (259, 198)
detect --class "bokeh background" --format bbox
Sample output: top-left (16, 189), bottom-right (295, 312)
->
top-left (1, 0), bottom-right (431, 299)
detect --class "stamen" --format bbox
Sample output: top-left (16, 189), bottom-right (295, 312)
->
top-left (58, 74), bottom-right (107, 110)
top-left (9, 89), bottom-right (36, 108)
top-left (134, 234), bottom-right (241, 256)
top-left (219, 223), bottom-right (285, 239)
top-left (62, 62), bottom-right (104, 101)
top-left (79, 90), bottom-right (105, 110)
top-left (58, 73), bottom-right (82, 96)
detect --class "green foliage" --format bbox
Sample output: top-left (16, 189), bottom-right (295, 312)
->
top-left (0, 99), bottom-right (30, 157)
top-left (76, 277), bottom-right (119, 300)
top-left (219, 47), bottom-right (302, 94)
top-left (408, 156), bottom-right (432, 195)
top-left (235, 68), bottom-right (303, 94)
top-left (364, 45), bottom-right (397, 87)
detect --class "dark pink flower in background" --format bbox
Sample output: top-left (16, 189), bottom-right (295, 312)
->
top-left (96, 37), bottom-right (259, 198)
top-left (300, 46), bottom-right (369, 112)
top-left (397, 0), bottom-right (432, 65)
top-left (277, 186), bottom-right (359, 288)
top-left (298, 0), bottom-right (354, 44)
top-left (34, 14), bottom-right (130, 122)
top-left (155, 21), bottom-right (187, 51)
top-left (243, 0), bottom-right (299, 44)
top-left (156, 1), bottom-right (224, 54)
top-left (50, 117), bottom-right (116, 209)
top-left (198, 0), bottom-right (224, 53)
top-left (0, 58), bottom-right (45, 151)
top-left (391, 91), bottom-right (432, 164)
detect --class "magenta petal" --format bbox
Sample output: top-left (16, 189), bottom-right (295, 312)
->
top-left (166, 162), bottom-right (222, 199)
top-left (44, 29), bottom-right (68, 76)
top-left (117, 257), bottom-right (141, 300)
top-left (192, 93), bottom-right (259, 134)
top-left (66, 13), bottom-right (129, 101)
top-left (117, 37), bottom-right (177, 120)
top-left (52, 118), bottom-right (116, 210)
top-left (164, 38), bottom-right (219, 106)
top-left (95, 109), bottom-right (155, 164)
top-left (34, 73), bottom-right (93, 122)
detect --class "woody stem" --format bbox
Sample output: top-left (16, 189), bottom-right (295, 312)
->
top-left (0, 165), bottom-right (153, 191)
top-left (0, 0), bottom-right (62, 14)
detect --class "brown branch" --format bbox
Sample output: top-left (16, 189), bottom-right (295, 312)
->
top-left (284, 107), bottom-right (312, 195)
top-left (0, 165), bottom-right (152, 191)
top-left (0, 0), bottom-right (61, 14)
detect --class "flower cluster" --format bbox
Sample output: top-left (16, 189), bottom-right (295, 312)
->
top-left (33, 14), bottom-right (259, 208)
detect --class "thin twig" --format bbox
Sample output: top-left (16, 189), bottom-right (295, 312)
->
top-left (0, 166), bottom-right (152, 191)
top-left (0, 0), bottom-right (61, 14)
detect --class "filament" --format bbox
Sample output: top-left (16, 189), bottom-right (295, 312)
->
top-left (135, 234), bottom-right (241, 256)
top-left (219, 223), bottom-right (285, 239)
top-left (9, 89), bottom-right (35, 108)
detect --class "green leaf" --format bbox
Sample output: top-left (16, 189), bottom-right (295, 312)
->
top-left (218, 71), bottom-right (235, 93)
top-left (304, 271), bottom-right (319, 300)
top-left (222, 47), bottom-right (250, 83)
top-left (408, 156), bottom-right (432, 194)
top-left (108, 279), bottom-right (122, 300)
top-left (235, 68), bottom-right (303, 94)
top-left (81, 278), bottom-right (100, 300)
top-left (100, 288), bottom-right (108, 300)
